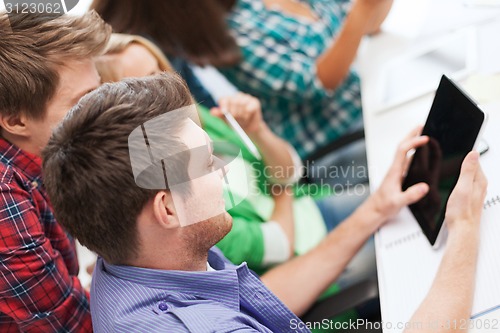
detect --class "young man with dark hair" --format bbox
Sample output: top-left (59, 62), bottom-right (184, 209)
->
top-left (43, 73), bottom-right (487, 333)
top-left (0, 11), bottom-right (111, 332)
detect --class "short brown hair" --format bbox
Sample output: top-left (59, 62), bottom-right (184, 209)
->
top-left (42, 73), bottom-right (194, 264)
top-left (0, 11), bottom-right (111, 120)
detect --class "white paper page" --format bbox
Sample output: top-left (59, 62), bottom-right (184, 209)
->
top-left (472, 102), bottom-right (500, 317)
top-left (377, 210), bottom-right (444, 332)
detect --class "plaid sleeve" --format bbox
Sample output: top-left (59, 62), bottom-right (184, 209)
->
top-left (0, 183), bottom-right (92, 332)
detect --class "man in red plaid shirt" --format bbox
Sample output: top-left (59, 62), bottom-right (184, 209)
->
top-left (0, 11), bottom-right (110, 332)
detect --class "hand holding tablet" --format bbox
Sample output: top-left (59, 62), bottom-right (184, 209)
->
top-left (402, 75), bottom-right (487, 248)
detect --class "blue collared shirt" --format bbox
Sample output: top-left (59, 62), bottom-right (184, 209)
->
top-left (91, 247), bottom-right (310, 333)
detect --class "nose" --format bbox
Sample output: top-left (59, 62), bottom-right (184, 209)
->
top-left (222, 164), bottom-right (230, 176)
top-left (213, 156), bottom-right (229, 178)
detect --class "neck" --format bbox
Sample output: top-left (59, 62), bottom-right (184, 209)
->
top-left (129, 239), bottom-right (210, 272)
top-left (1, 132), bottom-right (39, 156)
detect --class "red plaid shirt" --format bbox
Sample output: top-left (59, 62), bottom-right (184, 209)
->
top-left (0, 138), bottom-right (92, 332)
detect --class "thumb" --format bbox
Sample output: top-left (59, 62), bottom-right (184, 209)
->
top-left (401, 182), bottom-right (429, 206)
top-left (454, 151), bottom-right (480, 192)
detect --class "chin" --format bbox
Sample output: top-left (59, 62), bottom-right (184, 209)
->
top-left (207, 211), bottom-right (233, 239)
top-left (219, 211), bottom-right (233, 235)
top-left (224, 211), bottom-right (233, 224)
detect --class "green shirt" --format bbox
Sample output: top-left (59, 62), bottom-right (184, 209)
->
top-left (199, 105), bottom-right (330, 273)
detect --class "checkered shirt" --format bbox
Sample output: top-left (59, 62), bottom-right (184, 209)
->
top-left (0, 138), bottom-right (91, 332)
top-left (221, 0), bottom-right (362, 157)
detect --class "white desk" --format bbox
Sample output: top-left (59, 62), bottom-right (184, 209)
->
top-left (358, 1), bottom-right (500, 331)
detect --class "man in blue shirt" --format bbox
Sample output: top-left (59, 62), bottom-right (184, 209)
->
top-left (42, 73), bottom-right (487, 333)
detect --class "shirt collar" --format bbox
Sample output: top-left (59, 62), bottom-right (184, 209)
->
top-left (0, 137), bottom-right (42, 181)
top-left (101, 248), bottom-right (244, 311)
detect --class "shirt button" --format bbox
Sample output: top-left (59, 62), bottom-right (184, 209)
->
top-left (158, 302), bottom-right (169, 311)
top-left (254, 291), bottom-right (265, 300)
top-left (31, 181), bottom-right (39, 189)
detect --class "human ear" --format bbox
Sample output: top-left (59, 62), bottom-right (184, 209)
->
top-left (0, 114), bottom-right (30, 138)
top-left (152, 191), bottom-right (180, 229)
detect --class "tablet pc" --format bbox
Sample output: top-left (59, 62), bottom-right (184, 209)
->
top-left (402, 75), bottom-right (487, 248)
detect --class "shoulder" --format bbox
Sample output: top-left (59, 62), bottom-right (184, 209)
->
top-left (0, 157), bottom-right (34, 196)
top-left (102, 302), bottom-right (259, 333)
top-left (91, 258), bottom-right (264, 333)
top-left (91, 272), bottom-right (242, 333)
top-left (0, 163), bottom-right (39, 227)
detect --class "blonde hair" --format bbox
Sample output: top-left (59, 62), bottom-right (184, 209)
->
top-left (96, 34), bottom-right (173, 83)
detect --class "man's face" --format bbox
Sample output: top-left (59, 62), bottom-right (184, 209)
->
top-left (172, 120), bottom-right (233, 234)
top-left (27, 59), bottom-right (100, 156)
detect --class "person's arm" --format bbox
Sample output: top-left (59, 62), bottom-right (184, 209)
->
top-left (212, 94), bottom-right (298, 255)
top-left (261, 127), bottom-right (430, 315)
top-left (269, 186), bottom-right (295, 258)
top-left (211, 93), bottom-right (300, 182)
top-left (404, 151), bottom-right (487, 333)
top-left (0, 184), bottom-right (91, 332)
top-left (316, 0), bottom-right (393, 90)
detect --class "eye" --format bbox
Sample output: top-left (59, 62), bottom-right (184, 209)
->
top-left (208, 155), bottom-right (215, 169)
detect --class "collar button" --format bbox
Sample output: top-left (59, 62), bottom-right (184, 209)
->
top-left (158, 302), bottom-right (169, 312)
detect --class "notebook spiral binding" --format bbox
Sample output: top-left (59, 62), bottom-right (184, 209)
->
top-left (385, 196), bottom-right (499, 250)
top-left (484, 195), bottom-right (500, 210)
top-left (385, 230), bottom-right (422, 250)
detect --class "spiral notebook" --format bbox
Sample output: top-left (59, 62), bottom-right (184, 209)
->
top-left (376, 102), bottom-right (500, 331)
top-left (484, 195), bottom-right (500, 209)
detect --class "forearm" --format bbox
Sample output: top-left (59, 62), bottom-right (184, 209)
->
top-left (316, 2), bottom-right (366, 90)
top-left (270, 190), bottom-right (295, 256)
top-left (250, 124), bottom-right (298, 181)
top-left (261, 199), bottom-right (382, 315)
top-left (405, 224), bottom-right (480, 333)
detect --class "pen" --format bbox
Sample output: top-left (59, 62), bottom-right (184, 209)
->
top-left (220, 107), bottom-right (262, 160)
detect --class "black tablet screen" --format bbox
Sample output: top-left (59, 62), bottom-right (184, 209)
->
top-left (402, 75), bottom-right (485, 245)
